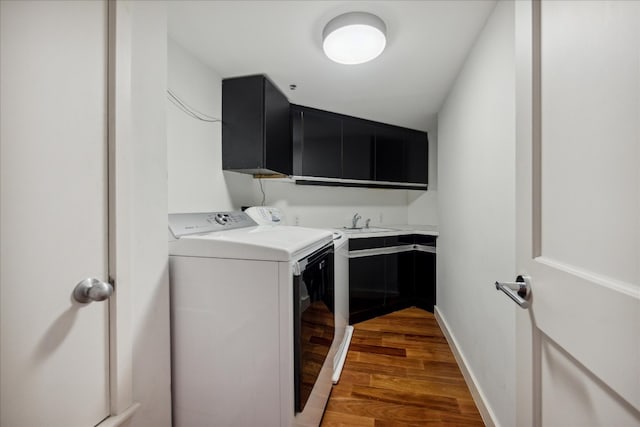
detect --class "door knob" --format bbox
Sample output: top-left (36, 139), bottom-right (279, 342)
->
top-left (495, 275), bottom-right (531, 309)
top-left (73, 278), bottom-right (113, 303)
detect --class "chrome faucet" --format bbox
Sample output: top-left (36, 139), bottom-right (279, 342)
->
top-left (352, 213), bottom-right (362, 229)
top-left (365, 218), bottom-right (371, 229)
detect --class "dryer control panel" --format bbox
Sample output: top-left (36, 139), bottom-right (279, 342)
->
top-left (168, 211), bottom-right (257, 238)
top-left (245, 206), bottom-right (286, 225)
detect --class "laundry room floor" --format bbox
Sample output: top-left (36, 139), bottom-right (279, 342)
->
top-left (321, 307), bottom-right (484, 426)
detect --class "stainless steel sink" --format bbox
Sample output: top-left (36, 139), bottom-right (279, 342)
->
top-left (341, 227), bottom-right (396, 234)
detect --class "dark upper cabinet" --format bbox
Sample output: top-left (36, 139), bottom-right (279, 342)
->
top-left (222, 75), bottom-right (291, 175)
top-left (291, 107), bottom-right (303, 175)
top-left (405, 129), bottom-right (429, 184)
top-left (342, 118), bottom-right (375, 181)
top-left (374, 125), bottom-right (407, 183)
top-left (375, 126), bottom-right (428, 184)
top-left (291, 103), bottom-right (428, 189)
top-left (292, 105), bottom-right (342, 178)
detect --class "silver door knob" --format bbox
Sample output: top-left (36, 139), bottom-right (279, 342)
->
top-left (73, 278), bottom-right (113, 303)
top-left (495, 275), bottom-right (531, 309)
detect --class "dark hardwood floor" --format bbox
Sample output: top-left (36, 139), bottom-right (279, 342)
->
top-left (321, 307), bottom-right (484, 426)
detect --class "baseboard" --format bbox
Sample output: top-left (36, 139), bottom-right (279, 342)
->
top-left (97, 402), bottom-right (141, 427)
top-left (434, 306), bottom-right (497, 427)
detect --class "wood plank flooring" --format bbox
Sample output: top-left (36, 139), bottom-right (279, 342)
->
top-left (321, 307), bottom-right (484, 426)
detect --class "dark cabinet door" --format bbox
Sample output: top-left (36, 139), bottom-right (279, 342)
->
top-left (263, 77), bottom-right (292, 175)
top-left (374, 126), bottom-right (429, 186)
top-left (413, 235), bottom-right (436, 312)
top-left (414, 251), bottom-right (436, 312)
top-left (292, 106), bottom-right (342, 178)
top-left (375, 125), bottom-right (406, 183)
top-left (404, 129), bottom-right (429, 184)
top-left (291, 106), bottom-right (304, 176)
top-left (222, 76), bottom-right (265, 172)
top-left (384, 251), bottom-right (416, 312)
top-left (349, 254), bottom-right (386, 324)
top-left (349, 237), bottom-right (386, 324)
top-left (342, 118), bottom-right (375, 181)
top-left (222, 75), bottom-right (291, 175)
top-left (384, 235), bottom-right (414, 312)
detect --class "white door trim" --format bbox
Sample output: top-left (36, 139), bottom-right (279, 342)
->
top-left (107, 0), bottom-right (137, 418)
top-left (515, 1), bottom-right (539, 425)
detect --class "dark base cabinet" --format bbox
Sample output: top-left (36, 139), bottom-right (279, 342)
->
top-left (385, 235), bottom-right (415, 313)
top-left (348, 234), bottom-right (437, 325)
top-left (349, 254), bottom-right (386, 324)
top-left (413, 235), bottom-right (437, 312)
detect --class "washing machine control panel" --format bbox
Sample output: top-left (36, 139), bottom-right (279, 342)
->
top-left (169, 211), bottom-right (257, 238)
top-left (212, 213), bottom-right (233, 225)
top-left (245, 206), bottom-right (285, 225)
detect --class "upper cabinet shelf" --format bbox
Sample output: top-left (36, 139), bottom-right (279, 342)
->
top-left (221, 75), bottom-right (428, 189)
top-left (291, 104), bottom-right (429, 190)
top-left (222, 75), bottom-right (292, 176)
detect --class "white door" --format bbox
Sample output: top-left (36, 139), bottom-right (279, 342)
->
top-left (0, 1), bottom-right (110, 426)
top-left (515, 1), bottom-right (640, 425)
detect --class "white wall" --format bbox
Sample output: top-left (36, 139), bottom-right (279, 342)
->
top-left (436, 1), bottom-right (516, 426)
top-left (167, 39), bottom-right (437, 228)
top-left (167, 38), bottom-right (237, 213)
top-left (129, 2), bottom-right (172, 426)
top-left (242, 178), bottom-right (409, 227)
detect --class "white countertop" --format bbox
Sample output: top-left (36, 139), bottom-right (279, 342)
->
top-left (336, 224), bottom-right (438, 239)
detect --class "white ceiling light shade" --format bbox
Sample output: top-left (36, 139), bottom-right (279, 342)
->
top-left (322, 12), bottom-right (387, 65)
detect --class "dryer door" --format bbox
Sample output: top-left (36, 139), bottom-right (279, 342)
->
top-left (293, 242), bottom-right (335, 413)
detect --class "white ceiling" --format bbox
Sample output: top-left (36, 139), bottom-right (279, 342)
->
top-left (168, 1), bottom-right (496, 132)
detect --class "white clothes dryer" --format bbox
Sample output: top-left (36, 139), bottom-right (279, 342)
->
top-left (169, 211), bottom-right (335, 427)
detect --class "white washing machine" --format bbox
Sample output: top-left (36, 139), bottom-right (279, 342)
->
top-left (169, 211), bottom-right (336, 427)
top-left (243, 207), bottom-right (352, 384)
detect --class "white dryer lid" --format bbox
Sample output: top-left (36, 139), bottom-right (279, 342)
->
top-left (169, 225), bottom-right (333, 262)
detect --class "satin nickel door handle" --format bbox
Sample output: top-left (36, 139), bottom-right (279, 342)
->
top-left (73, 277), bottom-right (113, 303)
top-left (495, 275), bottom-right (531, 309)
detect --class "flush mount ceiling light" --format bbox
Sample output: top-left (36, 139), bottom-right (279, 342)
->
top-left (322, 11), bottom-right (387, 65)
